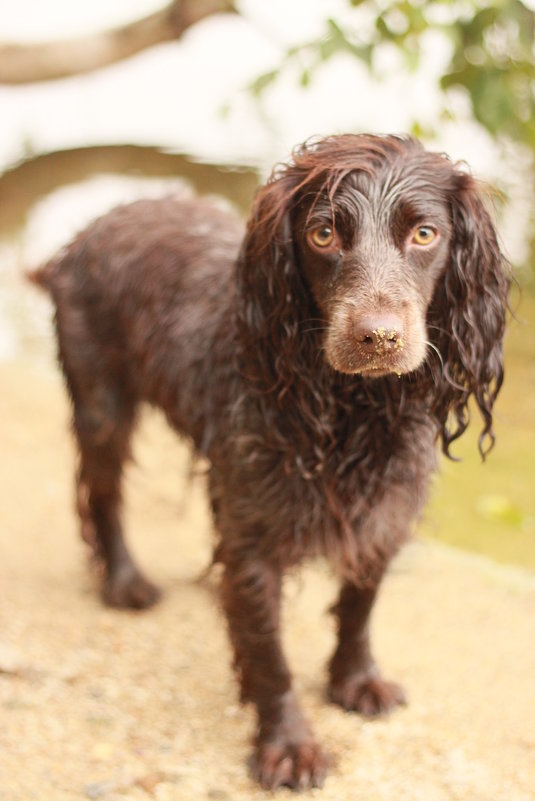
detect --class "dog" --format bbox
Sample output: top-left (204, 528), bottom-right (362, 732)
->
top-left (31, 134), bottom-right (510, 790)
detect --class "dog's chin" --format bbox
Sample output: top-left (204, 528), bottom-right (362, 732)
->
top-left (327, 353), bottom-right (424, 379)
top-left (357, 365), bottom-right (404, 379)
top-left (339, 364), bottom-right (404, 379)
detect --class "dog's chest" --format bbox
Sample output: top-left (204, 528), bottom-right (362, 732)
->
top-left (213, 403), bottom-right (436, 565)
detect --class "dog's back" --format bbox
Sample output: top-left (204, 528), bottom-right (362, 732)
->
top-left (32, 195), bottom-right (244, 450)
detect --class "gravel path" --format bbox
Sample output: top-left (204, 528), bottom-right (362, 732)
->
top-left (1, 362), bottom-right (534, 800)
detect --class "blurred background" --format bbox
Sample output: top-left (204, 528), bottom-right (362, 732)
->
top-left (1, 0), bottom-right (534, 569)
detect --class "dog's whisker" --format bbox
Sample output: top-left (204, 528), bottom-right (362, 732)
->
top-left (299, 317), bottom-right (329, 326)
top-left (301, 326), bottom-right (329, 334)
top-left (425, 340), bottom-right (444, 371)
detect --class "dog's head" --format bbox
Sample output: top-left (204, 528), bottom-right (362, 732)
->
top-left (237, 134), bottom-right (510, 456)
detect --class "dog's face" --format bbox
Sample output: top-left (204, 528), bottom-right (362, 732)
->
top-left (240, 134), bottom-right (508, 457)
top-left (295, 162), bottom-right (454, 378)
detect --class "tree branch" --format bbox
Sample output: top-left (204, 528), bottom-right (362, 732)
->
top-left (0, 0), bottom-right (235, 84)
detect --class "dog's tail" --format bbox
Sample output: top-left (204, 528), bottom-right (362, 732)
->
top-left (26, 253), bottom-right (62, 294)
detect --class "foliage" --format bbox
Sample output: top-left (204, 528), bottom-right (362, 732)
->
top-left (250, 0), bottom-right (535, 153)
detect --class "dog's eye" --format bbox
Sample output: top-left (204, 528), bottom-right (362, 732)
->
top-left (308, 225), bottom-right (335, 249)
top-left (411, 226), bottom-right (437, 246)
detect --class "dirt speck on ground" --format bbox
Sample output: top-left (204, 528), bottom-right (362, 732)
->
top-left (1, 362), bottom-right (534, 800)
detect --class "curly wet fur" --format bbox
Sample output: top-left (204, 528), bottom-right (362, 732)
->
top-left (32, 134), bottom-right (510, 790)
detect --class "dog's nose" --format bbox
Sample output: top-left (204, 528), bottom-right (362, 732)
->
top-left (353, 315), bottom-right (404, 351)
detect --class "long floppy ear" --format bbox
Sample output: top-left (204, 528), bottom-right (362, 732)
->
top-left (236, 174), bottom-right (317, 404)
top-left (428, 173), bottom-right (510, 458)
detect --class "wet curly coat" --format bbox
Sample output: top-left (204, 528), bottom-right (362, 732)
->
top-left (32, 134), bottom-right (510, 790)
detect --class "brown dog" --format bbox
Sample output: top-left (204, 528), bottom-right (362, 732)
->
top-left (32, 134), bottom-right (509, 790)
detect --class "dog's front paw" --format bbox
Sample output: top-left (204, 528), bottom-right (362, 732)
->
top-left (329, 670), bottom-right (406, 717)
top-left (251, 738), bottom-right (330, 791)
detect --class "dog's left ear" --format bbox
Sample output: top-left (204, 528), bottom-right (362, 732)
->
top-left (429, 173), bottom-right (511, 458)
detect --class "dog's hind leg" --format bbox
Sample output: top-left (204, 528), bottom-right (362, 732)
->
top-left (73, 392), bottom-right (161, 609)
top-left (55, 303), bottom-right (161, 609)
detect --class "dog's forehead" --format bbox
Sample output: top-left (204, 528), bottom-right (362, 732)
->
top-left (346, 149), bottom-right (450, 193)
top-left (330, 152), bottom-right (455, 220)
top-left (291, 140), bottom-right (458, 227)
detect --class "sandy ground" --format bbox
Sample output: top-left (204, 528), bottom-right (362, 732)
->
top-left (1, 360), bottom-right (535, 801)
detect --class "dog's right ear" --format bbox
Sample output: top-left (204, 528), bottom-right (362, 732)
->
top-left (428, 173), bottom-right (511, 459)
top-left (236, 172), bottom-right (310, 401)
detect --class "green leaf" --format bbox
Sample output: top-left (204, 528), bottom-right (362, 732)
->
top-left (459, 6), bottom-right (500, 47)
top-left (506, 0), bottom-right (535, 48)
top-left (324, 19), bottom-right (374, 66)
top-left (376, 14), bottom-right (396, 41)
top-left (249, 69), bottom-right (279, 97)
top-left (410, 120), bottom-right (436, 139)
top-left (300, 68), bottom-right (311, 88)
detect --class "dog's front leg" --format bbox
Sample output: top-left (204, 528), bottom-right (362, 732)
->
top-left (328, 580), bottom-right (406, 715)
top-left (220, 552), bottom-right (329, 790)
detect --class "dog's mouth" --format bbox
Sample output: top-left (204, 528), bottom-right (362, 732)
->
top-left (326, 332), bottom-right (410, 377)
top-left (357, 364), bottom-right (403, 378)
top-left (334, 359), bottom-right (405, 378)
top-left (325, 339), bottom-right (427, 378)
